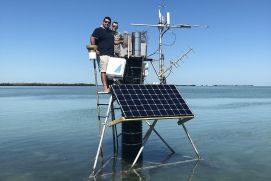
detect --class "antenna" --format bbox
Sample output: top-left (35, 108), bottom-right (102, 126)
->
top-left (159, 9), bottom-right (162, 23)
top-left (131, 5), bottom-right (206, 84)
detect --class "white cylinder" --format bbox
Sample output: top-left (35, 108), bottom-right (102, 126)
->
top-left (167, 12), bottom-right (170, 25)
top-left (88, 51), bottom-right (96, 60)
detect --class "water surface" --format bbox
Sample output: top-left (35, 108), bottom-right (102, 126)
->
top-left (0, 86), bottom-right (270, 180)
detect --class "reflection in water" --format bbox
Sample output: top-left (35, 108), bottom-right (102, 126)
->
top-left (89, 155), bottom-right (202, 181)
top-left (188, 160), bottom-right (200, 181)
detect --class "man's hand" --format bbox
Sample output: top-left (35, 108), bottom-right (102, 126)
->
top-left (115, 40), bottom-right (123, 45)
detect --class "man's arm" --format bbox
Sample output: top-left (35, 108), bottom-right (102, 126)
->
top-left (114, 32), bottom-right (123, 45)
top-left (91, 28), bottom-right (99, 45)
top-left (90, 36), bottom-right (100, 54)
top-left (90, 36), bottom-right (96, 45)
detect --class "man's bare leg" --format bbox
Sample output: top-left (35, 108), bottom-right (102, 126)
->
top-left (101, 72), bottom-right (109, 92)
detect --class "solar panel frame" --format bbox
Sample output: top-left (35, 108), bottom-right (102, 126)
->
top-left (112, 84), bottom-right (194, 120)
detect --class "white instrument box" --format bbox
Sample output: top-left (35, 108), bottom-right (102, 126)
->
top-left (106, 57), bottom-right (126, 79)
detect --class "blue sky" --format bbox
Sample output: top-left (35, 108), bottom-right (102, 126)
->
top-left (1, 0), bottom-right (270, 85)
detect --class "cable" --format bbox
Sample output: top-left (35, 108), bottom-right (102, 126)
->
top-left (147, 48), bottom-right (159, 58)
top-left (162, 29), bottom-right (176, 47)
top-left (147, 30), bottom-right (176, 57)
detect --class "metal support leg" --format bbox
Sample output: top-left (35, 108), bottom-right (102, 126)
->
top-left (112, 126), bottom-right (117, 155)
top-left (145, 121), bottom-right (175, 153)
top-left (131, 120), bottom-right (158, 168)
top-left (181, 123), bottom-right (201, 159)
top-left (113, 125), bottom-right (119, 156)
top-left (92, 96), bottom-right (113, 175)
top-left (110, 101), bottom-right (117, 156)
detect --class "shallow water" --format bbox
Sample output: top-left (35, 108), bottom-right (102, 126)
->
top-left (0, 86), bottom-right (271, 181)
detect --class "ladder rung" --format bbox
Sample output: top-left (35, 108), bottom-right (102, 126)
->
top-left (98, 91), bottom-right (111, 94)
top-left (99, 116), bottom-right (109, 118)
top-left (98, 103), bottom-right (109, 106)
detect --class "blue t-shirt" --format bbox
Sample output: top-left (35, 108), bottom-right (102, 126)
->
top-left (92, 27), bottom-right (114, 56)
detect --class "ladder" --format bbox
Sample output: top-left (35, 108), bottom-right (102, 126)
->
top-left (89, 50), bottom-right (119, 176)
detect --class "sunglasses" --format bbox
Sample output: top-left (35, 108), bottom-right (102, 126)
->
top-left (104, 20), bottom-right (111, 24)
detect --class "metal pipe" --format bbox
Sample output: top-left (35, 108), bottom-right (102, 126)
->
top-left (110, 101), bottom-right (117, 156)
top-left (92, 59), bottom-right (102, 135)
top-left (132, 32), bottom-right (141, 57)
top-left (181, 123), bottom-right (201, 159)
top-left (158, 28), bottom-right (163, 84)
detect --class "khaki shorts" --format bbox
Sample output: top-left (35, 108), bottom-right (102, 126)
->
top-left (98, 55), bottom-right (110, 72)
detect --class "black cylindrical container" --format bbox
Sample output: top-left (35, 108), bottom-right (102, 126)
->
top-left (121, 57), bottom-right (143, 165)
top-left (121, 121), bottom-right (142, 162)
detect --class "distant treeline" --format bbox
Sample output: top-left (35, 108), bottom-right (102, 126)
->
top-left (176, 85), bottom-right (197, 86)
top-left (212, 84), bottom-right (254, 87)
top-left (0, 83), bottom-right (95, 86)
top-left (0, 83), bottom-right (254, 87)
top-left (175, 84), bottom-right (254, 87)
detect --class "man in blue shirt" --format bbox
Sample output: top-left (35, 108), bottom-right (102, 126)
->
top-left (91, 16), bottom-right (114, 92)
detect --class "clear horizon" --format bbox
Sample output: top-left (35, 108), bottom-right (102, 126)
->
top-left (1, 0), bottom-right (271, 86)
top-left (0, 82), bottom-right (265, 86)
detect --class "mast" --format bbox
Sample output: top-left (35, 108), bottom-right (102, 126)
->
top-left (131, 7), bottom-right (204, 84)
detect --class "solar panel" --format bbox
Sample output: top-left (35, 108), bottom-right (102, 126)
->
top-left (112, 84), bottom-right (194, 120)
